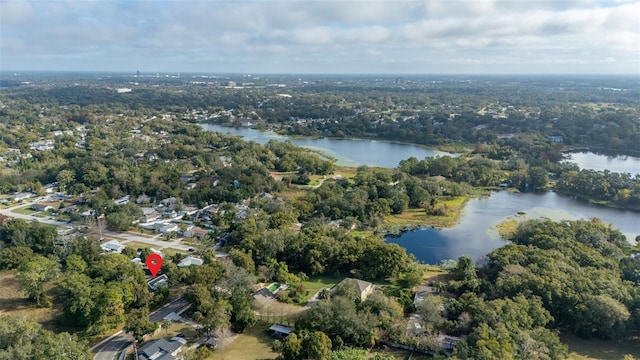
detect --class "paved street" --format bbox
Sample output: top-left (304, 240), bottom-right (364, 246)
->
top-left (0, 201), bottom-right (230, 256)
top-left (93, 297), bottom-right (189, 360)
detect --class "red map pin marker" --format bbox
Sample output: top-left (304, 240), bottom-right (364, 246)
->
top-left (146, 253), bottom-right (163, 278)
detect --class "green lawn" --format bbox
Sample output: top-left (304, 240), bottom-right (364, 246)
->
top-left (11, 206), bottom-right (38, 215)
top-left (210, 322), bottom-right (279, 360)
top-left (301, 275), bottom-right (343, 302)
top-left (562, 333), bottom-right (640, 360)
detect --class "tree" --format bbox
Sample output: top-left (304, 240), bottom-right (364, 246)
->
top-left (56, 169), bottom-right (75, 192)
top-left (0, 246), bottom-right (33, 269)
top-left (306, 331), bottom-right (333, 360)
top-left (16, 255), bottom-right (59, 306)
top-left (125, 307), bottom-right (157, 342)
top-left (281, 333), bottom-right (302, 360)
top-left (0, 316), bottom-right (92, 360)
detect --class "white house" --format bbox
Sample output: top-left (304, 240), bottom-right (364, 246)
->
top-left (101, 240), bottom-right (125, 253)
top-left (178, 256), bottom-right (204, 268)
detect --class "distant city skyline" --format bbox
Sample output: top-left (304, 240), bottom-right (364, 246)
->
top-left (1, 0), bottom-right (639, 75)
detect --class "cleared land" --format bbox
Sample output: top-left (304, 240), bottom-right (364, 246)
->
top-left (209, 322), bottom-right (279, 360)
top-left (0, 270), bottom-right (62, 331)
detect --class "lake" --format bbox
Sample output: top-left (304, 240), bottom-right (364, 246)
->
top-left (564, 151), bottom-right (640, 175)
top-left (200, 124), bottom-right (455, 168)
top-left (386, 191), bottom-right (640, 264)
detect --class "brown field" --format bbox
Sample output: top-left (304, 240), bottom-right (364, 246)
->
top-left (0, 270), bottom-right (62, 331)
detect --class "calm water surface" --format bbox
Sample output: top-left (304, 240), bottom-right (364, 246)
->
top-left (564, 151), bottom-right (640, 175)
top-left (386, 191), bottom-right (640, 264)
top-left (200, 124), bottom-right (454, 168)
top-left (201, 124), bottom-right (639, 263)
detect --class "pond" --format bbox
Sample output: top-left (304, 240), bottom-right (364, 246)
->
top-left (564, 151), bottom-right (640, 175)
top-left (386, 191), bottom-right (640, 264)
top-left (200, 124), bottom-right (455, 168)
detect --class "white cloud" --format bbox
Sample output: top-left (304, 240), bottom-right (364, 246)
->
top-left (0, 0), bottom-right (638, 73)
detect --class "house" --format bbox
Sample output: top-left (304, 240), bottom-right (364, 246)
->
top-left (179, 174), bottom-right (195, 183)
top-left (9, 192), bottom-right (34, 202)
top-left (140, 208), bottom-right (161, 223)
top-left (138, 337), bottom-right (183, 360)
top-left (159, 197), bottom-right (179, 210)
top-left (58, 205), bottom-right (79, 214)
top-left (183, 226), bottom-right (210, 238)
top-left (114, 195), bottom-right (130, 205)
top-left (31, 203), bottom-right (54, 212)
top-left (156, 223), bottom-right (179, 234)
top-left (334, 277), bottom-right (375, 301)
top-left (101, 240), bottom-right (125, 254)
top-left (178, 256), bottom-right (204, 268)
top-left (438, 334), bottom-right (463, 351)
top-left (268, 324), bottom-right (294, 339)
top-left (548, 135), bottom-right (564, 143)
top-left (148, 274), bottom-right (169, 290)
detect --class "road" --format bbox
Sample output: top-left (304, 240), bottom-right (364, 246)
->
top-left (93, 297), bottom-right (189, 360)
top-left (0, 201), bottom-right (229, 256)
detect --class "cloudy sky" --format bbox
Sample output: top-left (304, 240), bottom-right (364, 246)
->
top-left (1, 0), bottom-right (639, 74)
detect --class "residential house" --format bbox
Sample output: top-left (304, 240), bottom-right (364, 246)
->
top-left (183, 226), bottom-right (210, 239)
top-left (114, 195), bottom-right (130, 205)
top-left (9, 192), bottom-right (34, 202)
top-left (31, 203), bottom-right (54, 212)
top-left (159, 197), bottom-right (179, 210)
top-left (140, 208), bottom-right (161, 223)
top-left (156, 223), bottom-right (179, 234)
top-left (178, 256), bottom-right (204, 268)
top-left (334, 277), bottom-right (375, 301)
top-left (138, 337), bottom-right (183, 360)
top-left (179, 174), bottom-right (195, 183)
top-left (148, 274), bottom-right (169, 290)
top-left (101, 240), bottom-right (125, 254)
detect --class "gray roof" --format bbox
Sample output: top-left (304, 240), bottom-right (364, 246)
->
top-left (342, 277), bottom-right (373, 295)
top-left (138, 338), bottom-right (181, 360)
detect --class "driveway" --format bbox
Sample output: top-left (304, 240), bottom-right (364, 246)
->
top-left (93, 297), bottom-right (189, 360)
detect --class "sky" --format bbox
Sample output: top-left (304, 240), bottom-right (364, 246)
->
top-left (1, 0), bottom-right (639, 74)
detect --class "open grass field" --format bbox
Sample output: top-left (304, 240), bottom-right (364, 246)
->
top-left (210, 322), bottom-right (279, 360)
top-left (562, 333), bottom-right (640, 360)
top-left (300, 274), bottom-right (343, 303)
top-left (333, 166), bottom-right (358, 179)
top-left (0, 270), bottom-right (62, 332)
top-left (384, 196), bottom-right (468, 228)
top-left (11, 205), bottom-right (38, 215)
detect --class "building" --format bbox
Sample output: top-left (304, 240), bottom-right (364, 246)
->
top-left (100, 240), bottom-right (125, 254)
top-left (268, 324), bottom-right (294, 339)
top-left (148, 274), bottom-right (169, 290)
top-left (138, 337), bottom-right (183, 360)
top-left (31, 203), bottom-right (54, 212)
top-left (9, 192), bottom-right (34, 202)
top-left (114, 195), bottom-right (130, 205)
top-left (183, 226), bottom-right (210, 238)
top-left (177, 256), bottom-right (204, 268)
top-left (334, 277), bottom-right (375, 301)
